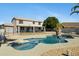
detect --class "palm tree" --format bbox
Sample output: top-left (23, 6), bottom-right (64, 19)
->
top-left (70, 3), bottom-right (79, 15)
top-left (55, 23), bottom-right (64, 37)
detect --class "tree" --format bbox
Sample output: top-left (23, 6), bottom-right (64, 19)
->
top-left (43, 16), bottom-right (63, 36)
top-left (70, 3), bottom-right (79, 15)
top-left (55, 23), bottom-right (64, 36)
top-left (43, 17), bottom-right (59, 31)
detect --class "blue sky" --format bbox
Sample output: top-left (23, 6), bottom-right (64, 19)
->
top-left (0, 3), bottom-right (79, 24)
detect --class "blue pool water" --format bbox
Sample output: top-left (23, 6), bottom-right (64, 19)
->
top-left (10, 35), bottom-right (68, 50)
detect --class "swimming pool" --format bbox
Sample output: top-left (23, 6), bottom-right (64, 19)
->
top-left (10, 35), bottom-right (68, 50)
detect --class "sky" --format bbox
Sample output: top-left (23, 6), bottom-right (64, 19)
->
top-left (0, 3), bottom-right (79, 24)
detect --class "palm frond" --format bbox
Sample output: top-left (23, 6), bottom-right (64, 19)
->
top-left (70, 10), bottom-right (79, 15)
top-left (71, 6), bottom-right (79, 11)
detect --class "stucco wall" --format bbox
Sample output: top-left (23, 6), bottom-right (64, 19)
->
top-left (16, 20), bottom-right (43, 27)
top-left (62, 28), bottom-right (79, 33)
top-left (5, 27), bottom-right (13, 33)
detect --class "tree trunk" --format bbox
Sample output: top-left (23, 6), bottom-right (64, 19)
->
top-left (56, 29), bottom-right (62, 38)
top-left (56, 30), bottom-right (59, 36)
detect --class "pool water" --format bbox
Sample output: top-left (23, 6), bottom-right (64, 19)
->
top-left (10, 35), bottom-right (68, 50)
top-left (40, 35), bottom-right (67, 44)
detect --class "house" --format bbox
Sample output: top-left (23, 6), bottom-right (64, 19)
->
top-left (62, 22), bottom-right (79, 33)
top-left (1, 17), bottom-right (46, 34)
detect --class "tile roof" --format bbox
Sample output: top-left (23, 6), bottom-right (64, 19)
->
top-left (11, 17), bottom-right (43, 23)
top-left (3, 23), bottom-right (13, 26)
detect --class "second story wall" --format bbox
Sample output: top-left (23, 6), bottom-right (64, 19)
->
top-left (16, 19), bottom-right (43, 27)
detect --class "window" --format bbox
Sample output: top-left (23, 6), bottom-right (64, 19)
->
top-left (19, 20), bottom-right (23, 24)
top-left (33, 21), bottom-right (35, 24)
top-left (38, 22), bottom-right (41, 25)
